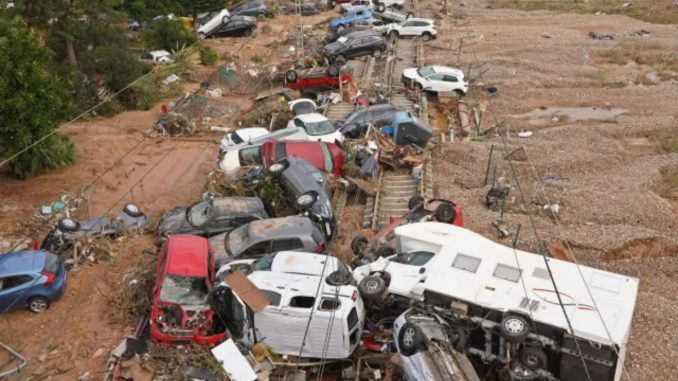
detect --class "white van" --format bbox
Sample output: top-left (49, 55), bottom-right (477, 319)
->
top-left (376, 222), bottom-right (639, 381)
top-left (212, 251), bottom-right (364, 359)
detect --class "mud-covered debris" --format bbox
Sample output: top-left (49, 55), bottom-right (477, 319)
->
top-left (153, 112), bottom-right (196, 137)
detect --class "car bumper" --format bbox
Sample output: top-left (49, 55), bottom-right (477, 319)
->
top-left (150, 322), bottom-right (228, 346)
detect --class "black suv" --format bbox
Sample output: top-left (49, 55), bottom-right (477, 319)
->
top-left (210, 16), bottom-right (257, 38)
top-left (268, 157), bottom-right (336, 240)
top-left (338, 104), bottom-right (405, 138)
top-left (158, 196), bottom-right (269, 238)
top-left (323, 30), bottom-right (387, 63)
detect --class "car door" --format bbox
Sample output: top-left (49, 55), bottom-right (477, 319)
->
top-left (423, 73), bottom-right (444, 91)
top-left (0, 274), bottom-right (36, 312)
top-left (413, 20), bottom-right (428, 35)
top-left (400, 20), bottom-right (416, 36)
top-left (442, 74), bottom-right (459, 92)
top-left (385, 251), bottom-right (435, 295)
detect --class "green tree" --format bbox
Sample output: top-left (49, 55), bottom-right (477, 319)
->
top-left (0, 16), bottom-right (76, 179)
top-left (118, 0), bottom-right (183, 21)
top-left (142, 18), bottom-right (196, 51)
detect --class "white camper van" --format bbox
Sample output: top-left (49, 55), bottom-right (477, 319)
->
top-left (378, 222), bottom-right (639, 381)
top-left (212, 251), bottom-right (364, 359)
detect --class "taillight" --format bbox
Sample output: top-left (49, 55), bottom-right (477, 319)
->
top-left (315, 242), bottom-right (326, 253)
top-left (351, 291), bottom-right (358, 301)
top-left (40, 272), bottom-right (56, 286)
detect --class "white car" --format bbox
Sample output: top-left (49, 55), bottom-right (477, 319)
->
top-left (219, 127), bottom-right (269, 152)
top-left (285, 113), bottom-right (344, 144)
top-left (373, 0), bottom-right (405, 12)
top-left (340, 0), bottom-right (373, 12)
top-left (354, 18), bottom-right (390, 33)
top-left (384, 18), bottom-right (437, 41)
top-left (353, 251), bottom-right (436, 299)
top-left (139, 50), bottom-right (174, 64)
top-left (402, 65), bottom-right (469, 96)
top-left (198, 9), bottom-right (231, 39)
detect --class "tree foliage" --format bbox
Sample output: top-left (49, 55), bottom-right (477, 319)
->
top-left (0, 16), bottom-right (76, 179)
top-left (143, 18), bottom-right (196, 51)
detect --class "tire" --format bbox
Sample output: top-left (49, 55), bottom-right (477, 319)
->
top-left (422, 32), bottom-right (432, 42)
top-left (435, 203), bottom-right (456, 223)
top-left (398, 322), bottom-right (424, 356)
top-left (500, 314), bottom-right (530, 343)
top-left (58, 217), bottom-right (79, 232)
top-left (198, 32), bottom-right (206, 40)
top-left (285, 69), bottom-right (298, 83)
top-left (245, 28), bottom-right (254, 37)
top-left (222, 16), bottom-right (229, 25)
top-left (334, 54), bottom-right (346, 65)
top-left (521, 346), bottom-right (548, 371)
top-left (376, 245), bottom-right (395, 258)
top-left (454, 89), bottom-right (465, 99)
top-left (268, 160), bottom-right (289, 177)
top-left (414, 82), bottom-right (423, 91)
top-left (376, 3), bottom-right (386, 12)
top-left (327, 65), bottom-right (340, 77)
top-left (372, 48), bottom-right (382, 58)
top-left (326, 270), bottom-right (352, 286)
top-left (358, 275), bottom-right (387, 300)
top-left (336, 24), bottom-right (345, 33)
top-left (296, 191), bottom-right (319, 209)
top-left (351, 235), bottom-right (369, 255)
top-left (389, 30), bottom-right (398, 39)
top-left (123, 203), bottom-right (142, 217)
top-left (408, 196), bottom-right (424, 210)
top-left (28, 296), bottom-right (50, 313)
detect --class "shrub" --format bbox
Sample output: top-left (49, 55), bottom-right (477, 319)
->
top-left (200, 46), bottom-right (220, 66)
top-left (143, 18), bottom-right (196, 52)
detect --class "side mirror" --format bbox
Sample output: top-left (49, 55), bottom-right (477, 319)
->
top-left (418, 267), bottom-right (426, 274)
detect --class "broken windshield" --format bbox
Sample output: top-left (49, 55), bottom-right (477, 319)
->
top-left (305, 120), bottom-right (336, 136)
top-left (188, 201), bottom-right (212, 227)
top-left (160, 275), bottom-right (209, 305)
top-left (417, 66), bottom-right (435, 77)
top-left (227, 224), bottom-right (250, 255)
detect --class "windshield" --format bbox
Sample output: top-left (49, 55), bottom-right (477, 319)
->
top-left (252, 253), bottom-right (275, 271)
top-left (188, 201), bottom-right (212, 227)
top-left (337, 36), bottom-right (348, 44)
top-left (343, 109), bottom-right (364, 126)
top-left (226, 224), bottom-right (250, 255)
top-left (231, 132), bottom-right (244, 144)
top-left (305, 120), bottom-right (336, 136)
top-left (417, 67), bottom-right (435, 77)
top-left (159, 275), bottom-right (209, 305)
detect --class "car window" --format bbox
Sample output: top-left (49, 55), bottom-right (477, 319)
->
top-left (402, 21), bottom-right (415, 27)
top-left (188, 201), bottom-right (212, 227)
top-left (414, 21), bottom-right (429, 27)
top-left (391, 251), bottom-right (434, 266)
top-left (289, 296), bottom-right (315, 308)
top-left (160, 275), bottom-right (209, 305)
top-left (305, 120), bottom-right (335, 136)
top-left (238, 146), bottom-right (262, 166)
top-left (243, 241), bottom-right (271, 257)
top-left (252, 253), bottom-right (276, 271)
top-left (319, 143), bottom-right (334, 173)
top-left (319, 298), bottom-right (341, 311)
top-left (0, 275), bottom-right (34, 291)
top-left (311, 228), bottom-right (325, 246)
top-left (443, 75), bottom-right (458, 82)
top-left (272, 238), bottom-right (303, 251)
top-left (261, 289), bottom-right (282, 306)
top-left (140, 53), bottom-right (152, 60)
top-left (493, 264), bottom-right (521, 282)
top-left (452, 253), bottom-right (481, 273)
top-left (417, 66), bottom-right (434, 77)
top-left (347, 307), bottom-right (359, 329)
top-left (428, 73), bottom-right (444, 81)
top-left (43, 254), bottom-right (60, 274)
top-left (344, 109), bottom-right (366, 126)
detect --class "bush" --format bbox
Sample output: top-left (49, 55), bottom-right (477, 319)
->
top-left (143, 19), bottom-right (196, 52)
top-left (200, 46), bottom-right (219, 66)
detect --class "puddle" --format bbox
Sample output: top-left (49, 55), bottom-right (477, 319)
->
top-left (517, 107), bottom-right (627, 125)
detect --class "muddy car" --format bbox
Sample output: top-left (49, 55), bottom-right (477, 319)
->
top-left (269, 157), bottom-right (336, 240)
top-left (337, 103), bottom-right (405, 138)
top-left (158, 196), bottom-right (269, 238)
top-left (150, 235), bottom-right (226, 345)
top-left (350, 196), bottom-right (463, 262)
top-left (40, 204), bottom-right (147, 255)
top-left (208, 216), bottom-right (327, 268)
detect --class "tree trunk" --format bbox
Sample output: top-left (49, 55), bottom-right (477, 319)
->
top-left (66, 39), bottom-right (77, 67)
top-left (193, 9), bottom-right (199, 33)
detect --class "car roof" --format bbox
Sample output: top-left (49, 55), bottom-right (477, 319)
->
top-left (349, 5), bottom-right (369, 11)
top-left (149, 50), bottom-right (171, 56)
top-left (248, 216), bottom-right (317, 241)
top-left (280, 156), bottom-right (327, 194)
top-left (345, 30), bottom-right (380, 39)
top-left (407, 18), bottom-right (432, 23)
top-left (211, 196), bottom-right (267, 215)
top-left (269, 251), bottom-right (341, 276)
top-left (295, 112), bottom-right (329, 123)
top-left (430, 65), bottom-right (464, 76)
top-left (0, 251), bottom-right (47, 274)
top-left (165, 235), bottom-right (210, 277)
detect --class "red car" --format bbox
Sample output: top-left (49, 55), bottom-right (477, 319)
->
top-left (260, 140), bottom-right (344, 177)
top-left (284, 66), bottom-right (353, 91)
top-left (150, 235), bottom-right (227, 346)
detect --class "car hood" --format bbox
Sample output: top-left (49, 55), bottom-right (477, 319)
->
top-left (324, 42), bottom-right (343, 54)
top-left (402, 68), bottom-right (418, 80)
top-left (158, 207), bottom-right (192, 236)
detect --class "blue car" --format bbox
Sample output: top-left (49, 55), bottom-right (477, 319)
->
top-left (0, 251), bottom-right (67, 313)
top-left (329, 6), bottom-right (373, 32)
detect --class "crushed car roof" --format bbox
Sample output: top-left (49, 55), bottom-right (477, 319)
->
top-left (212, 197), bottom-right (266, 215)
top-left (247, 216), bottom-right (317, 241)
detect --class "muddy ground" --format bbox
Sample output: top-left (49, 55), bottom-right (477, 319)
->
top-left (1, 1), bottom-right (677, 380)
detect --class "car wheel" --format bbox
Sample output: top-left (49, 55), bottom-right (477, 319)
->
top-left (123, 203), bottom-right (143, 217)
top-left (222, 16), bottom-right (229, 24)
top-left (337, 24), bottom-right (345, 33)
top-left (335, 54), bottom-right (347, 65)
top-left (376, 3), bottom-right (386, 12)
top-left (389, 30), bottom-right (398, 39)
top-left (454, 89), bottom-right (465, 99)
top-left (434, 202), bottom-right (456, 223)
top-left (358, 275), bottom-right (387, 300)
top-left (326, 270), bottom-right (352, 286)
top-left (28, 296), bottom-right (50, 313)
top-left (351, 235), bottom-right (369, 255)
top-left (268, 160), bottom-right (289, 177)
top-left (422, 32), bottom-right (432, 42)
top-left (500, 314), bottom-right (530, 343)
top-left (245, 27), bottom-right (254, 37)
top-left (521, 346), bottom-right (548, 371)
top-left (58, 217), bottom-right (79, 232)
top-left (285, 69), bottom-right (298, 83)
top-left (414, 82), bottom-right (423, 91)
top-left (376, 245), bottom-right (395, 258)
top-left (296, 191), bottom-right (319, 209)
top-left (198, 32), bottom-right (206, 40)
top-left (398, 322), bottom-right (424, 356)
top-left (327, 64), bottom-right (340, 77)
top-left (372, 48), bottom-right (382, 58)
top-left (408, 195), bottom-right (425, 210)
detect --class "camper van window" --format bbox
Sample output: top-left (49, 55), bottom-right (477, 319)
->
top-left (493, 264), bottom-right (521, 282)
top-left (347, 307), bottom-right (359, 330)
top-left (261, 290), bottom-right (282, 306)
top-left (319, 298), bottom-right (341, 311)
top-left (289, 296), bottom-right (315, 308)
top-left (350, 328), bottom-right (359, 346)
top-left (590, 273), bottom-right (623, 293)
top-left (532, 267), bottom-right (551, 280)
top-left (392, 251), bottom-right (434, 266)
top-left (452, 254), bottom-right (481, 273)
